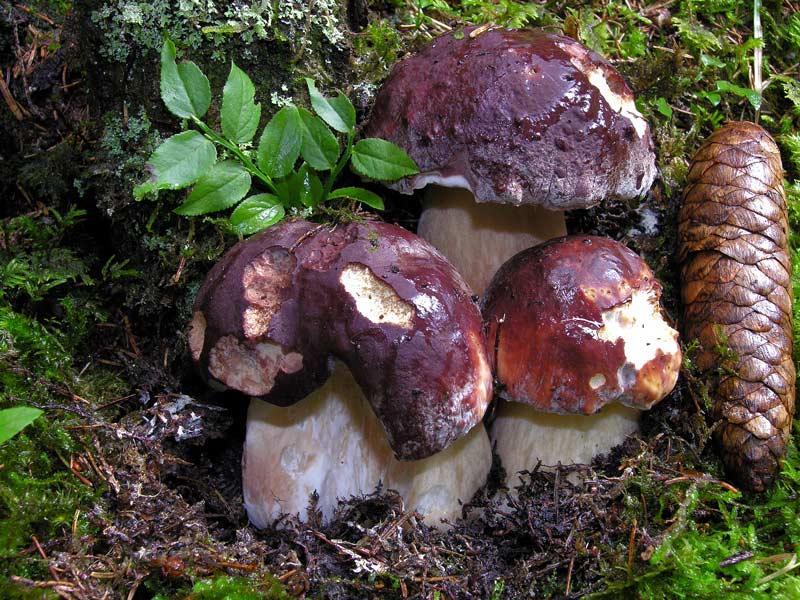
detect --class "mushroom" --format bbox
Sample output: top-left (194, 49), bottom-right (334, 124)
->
top-left (188, 219), bottom-right (493, 526)
top-left (482, 236), bottom-right (681, 485)
top-left (363, 27), bottom-right (659, 475)
top-left (363, 27), bottom-right (657, 295)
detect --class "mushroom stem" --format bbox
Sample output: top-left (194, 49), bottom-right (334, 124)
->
top-left (243, 362), bottom-right (492, 528)
top-left (417, 186), bottom-right (567, 295)
top-left (491, 402), bottom-right (640, 487)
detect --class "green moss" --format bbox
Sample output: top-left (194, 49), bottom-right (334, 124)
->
top-left (411, 0), bottom-right (556, 30)
top-left (0, 206), bottom-right (127, 595)
top-left (353, 21), bottom-right (404, 83)
top-left (596, 442), bottom-right (800, 598)
top-left (784, 184), bottom-right (800, 393)
top-left (151, 575), bottom-right (291, 600)
top-left (0, 420), bottom-right (99, 559)
top-left (28, 0), bottom-right (72, 14)
top-left (15, 141), bottom-right (82, 202)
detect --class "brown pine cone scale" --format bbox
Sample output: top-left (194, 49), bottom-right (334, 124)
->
top-left (679, 121), bottom-right (795, 492)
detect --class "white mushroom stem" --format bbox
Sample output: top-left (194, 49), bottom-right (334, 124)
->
top-left (415, 185), bottom-right (643, 483)
top-left (417, 186), bottom-right (567, 295)
top-left (243, 362), bottom-right (492, 529)
top-left (492, 403), bottom-right (641, 487)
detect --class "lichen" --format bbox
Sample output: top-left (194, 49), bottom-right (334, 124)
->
top-left (90, 0), bottom-right (346, 63)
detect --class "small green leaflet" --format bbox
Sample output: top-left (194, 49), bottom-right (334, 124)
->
top-left (145, 43), bottom-right (417, 233)
top-left (160, 39), bottom-right (211, 119)
top-left (272, 177), bottom-right (297, 209)
top-left (257, 105), bottom-right (302, 179)
top-left (655, 97), bottom-right (673, 119)
top-left (305, 78), bottom-right (356, 133)
top-left (715, 80), bottom-right (762, 110)
top-left (328, 187), bottom-right (384, 210)
top-left (222, 62), bottom-right (261, 144)
top-left (700, 53), bottom-right (725, 69)
top-left (175, 161), bottom-right (251, 215)
top-left (351, 138), bottom-right (418, 181)
top-left (297, 108), bottom-right (340, 171)
top-left (231, 194), bottom-right (286, 234)
top-left (144, 130), bottom-right (217, 190)
top-left (297, 166), bottom-right (324, 208)
top-left (0, 406), bottom-right (43, 445)
top-left (133, 181), bottom-right (158, 201)
top-left (284, 164), bottom-right (324, 209)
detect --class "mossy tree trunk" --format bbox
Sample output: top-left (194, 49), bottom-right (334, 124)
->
top-left (2, 0), bottom-right (372, 385)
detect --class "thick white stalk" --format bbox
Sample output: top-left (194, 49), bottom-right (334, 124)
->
top-left (417, 186), bottom-right (567, 295)
top-left (492, 402), bottom-right (641, 488)
top-left (243, 363), bottom-right (492, 528)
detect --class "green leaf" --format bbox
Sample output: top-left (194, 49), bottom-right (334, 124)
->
top-left (351, 138), bottom-right (418, 181)
top-left (257, 105), bottom-right (302, 179)
top-left (175, 161), bottom-right (251, 215)
top-left (230, 194), bottom-right (286, 234)
top-left (700, 53), bottom-right (725, 69)
top-left (293, 165), bottom-right (324, 208)
top-left (146, 130), bottom-right (217, 190)
top-left (221, 62), bottom-right (262, 144)
top-left (160, 39), bottom-right (211, 119)
top-left (698, 90), bottom-right (722, 106)
top-left (0, 406), bottom-right (43, 445)
top-left (328, 186), bottom-right (384, 210)
top-left (297, 108), bottom-right (340, 170)
top-left (655, 97), bottom-right (673, 119)
top-left (305, 78), bottom-right (355, 133)
top-left (272, 178), bottom-right (296, 208)
top-left (715, 80), bottom-right (762, 110)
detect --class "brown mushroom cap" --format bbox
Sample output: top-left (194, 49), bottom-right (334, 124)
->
top-left (189, 219), bottom-right (492, 460)
top-left (482, 236), bottom-right (681, 414)
top-left (363, 28), bottom-right (656, 210)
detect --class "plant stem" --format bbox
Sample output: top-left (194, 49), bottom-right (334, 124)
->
top-left (192, 118), bottom-right (279, 194)
top-left (753, 0), bottom-right (762, 121)
top-left (323, 131), bottom-right (354, 200)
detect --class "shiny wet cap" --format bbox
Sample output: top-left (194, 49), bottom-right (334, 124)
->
top-left (189, 219), bottom-right (493, 460)
top-left (482, 236), bottom-right (681, 414)
top-left (364, 28), bottom-right (657, 210)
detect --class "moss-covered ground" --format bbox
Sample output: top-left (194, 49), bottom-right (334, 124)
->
top-left (2, 0), bottom-right (800, 598)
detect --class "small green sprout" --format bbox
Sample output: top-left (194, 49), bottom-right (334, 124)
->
top-left (0, 406), bottom-right (43, 446)
top-left (134, 39), bottom-right (419, 234)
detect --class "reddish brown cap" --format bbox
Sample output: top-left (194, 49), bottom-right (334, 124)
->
top-left (363, 28), bottom-right (656, 210)
top-left (189, 219), bottom-right (492, 460)
top-left (482, 236), bottom-right (680, 414)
